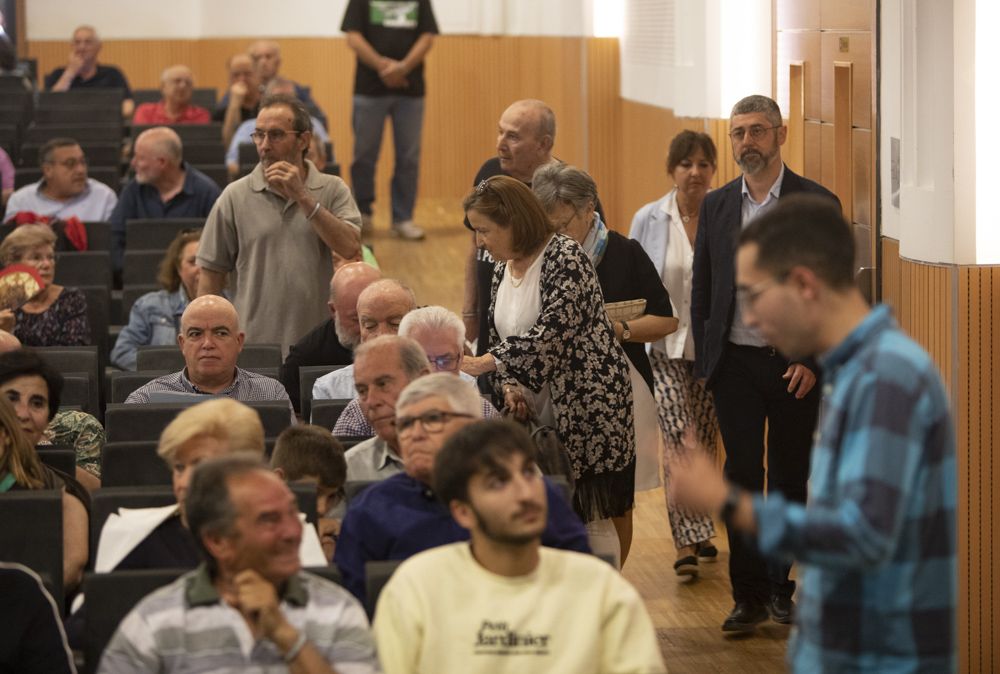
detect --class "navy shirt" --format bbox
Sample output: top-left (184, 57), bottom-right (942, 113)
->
top-left (43, 63), bottom-right (132, 97)
top-left (334, 472), bottom-right (591, 602)
top-left (110, 163), bottom-right (221, 271)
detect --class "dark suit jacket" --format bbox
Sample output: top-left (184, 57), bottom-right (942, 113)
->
top-left (279, 318), bottom-right (353, 412)
top-left (691, 166), bottom-right (840, 384)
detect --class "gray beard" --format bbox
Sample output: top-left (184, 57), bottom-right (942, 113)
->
top-left (737, 150), bottom-right (767, 175)
top-left (334, 315), bottom-right (360, 350)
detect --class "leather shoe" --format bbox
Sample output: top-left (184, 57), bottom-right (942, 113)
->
top-left (721, 602), bottom-right (767, 633)
top-left (767, 594), bottom-right (794, 624)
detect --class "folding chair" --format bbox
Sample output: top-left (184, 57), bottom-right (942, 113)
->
top-left (310, 398), bottom-right (353, 429)
top-left (89, 486), bottom-right (175, 559)
top-left (36, 447), bottom-right (77, 477)
top-left (100, 441), bottom-right (169, 487)
top-left (298, 365), bottom-right (346, 422)
top-left (124, 219), bottom-right (204, 251)
top-left (84, 221), bottom-right (113, 251)
top-left (0, 490), bottom-right (64, 603)
top-left (59, 372), bottom-right (96, 415)
top-left (109, 370), bottom-right (170, 404)
top-left (123, 250), bottom-right (166, 286)
top-left (364, 559), bottom-right (401, 618)
top-left (120, 285), bottom-right (159, 324)
top-left (54, 251), bottom-right (112, 288)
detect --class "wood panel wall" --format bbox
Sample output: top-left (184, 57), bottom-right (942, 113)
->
top-left (25, 35), bottom-right (729, 234)
top-left (883, 237), bottom-right (1000, 673)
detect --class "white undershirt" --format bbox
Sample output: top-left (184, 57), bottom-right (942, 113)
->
top-left (653, 189), bottom-right (695, 360)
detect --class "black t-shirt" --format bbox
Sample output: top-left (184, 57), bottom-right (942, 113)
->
top-left (43, 64), bottom-right (132, 97)
top-left (211, 101), bottom-right (259, 123)
top-left (341, 0), bottom-right (439, 97)
top-left (279, 318), bottom-right (355, 413)
top-left (0, 565), bottom-right (75, 674)
top-left (115, 514), bottom-right (201, 571)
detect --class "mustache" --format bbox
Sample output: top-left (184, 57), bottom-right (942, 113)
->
top-left (513, 503), bottom-right (544, 519)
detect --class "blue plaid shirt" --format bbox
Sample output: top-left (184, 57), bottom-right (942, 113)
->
top-left (753, 305), bottom-right (956, 673)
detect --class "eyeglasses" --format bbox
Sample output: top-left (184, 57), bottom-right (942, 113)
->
top-left (428, 353), bottom-right (460, 372)
top-left (249, 129), bottom-right (304, 144)
top-left (735, 275), bottom-right (785, 312)
top-left (729, 125), bottom-right (781, 142)
top-left (45, 157), bottom-right (87, 169)
top-left (396, 410), bottom-right (474, 435)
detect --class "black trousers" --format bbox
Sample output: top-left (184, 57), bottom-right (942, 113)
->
top-left (710, 344), bottom-right (819, 605)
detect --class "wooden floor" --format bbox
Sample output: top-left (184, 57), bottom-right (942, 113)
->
top-left (371, 198), bottom-right (789, 673)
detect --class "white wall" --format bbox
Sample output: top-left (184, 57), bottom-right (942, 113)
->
top-left (26, 0), bottom-right (592, 40)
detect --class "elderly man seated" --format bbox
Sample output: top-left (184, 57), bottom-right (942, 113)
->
top-left (3, 138), bottom-right (117, 222)
top-left (334, 373), bottom-right (591, 603)
top-left (247, 40), bottom-right (327, 128)
top-left (341, 335), bottom-right (429, 482)
top-left (109, 127), bottom-right (220, 273)
top-left (312, 278), bottom-right (416, 401)
top-left (216, 53), bottom-right (262, 146)
top-left (132, 64), bottom-right (211, 125)
top-left (225, 77), bottom-right (330, 178)
top-left (43, 25), bottom-right (134, 117)
top-left (280, 261), bottom-right (381, 414)
top-left (333, 305), bottom-right (499, 436)
top-left (125, 295), bottom-right (292, 412)
top-left (99, 454), bottom-right (378, 673)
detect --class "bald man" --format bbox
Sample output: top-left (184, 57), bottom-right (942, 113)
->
top-left (279, 262), bottom-right (382, 413)
top-left (240, 40), bottom-right (328, 129)
top-left (312, 278), bottom-right (416, 401)
top-left (132, 64), bottom-right (211, 125)
top-left (125, 296), bottom-right (291, 410)
top-left (44, 25), bottom-right (134, 117)
top-left (216, 54), bottom-right (262, 147)
top-left (109, 126), bottom-right (221, 275)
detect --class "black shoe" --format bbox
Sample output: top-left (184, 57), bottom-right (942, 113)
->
top-left (697, 543), bottom-right (718, 562)
top-left (673, 555), bottom-right (698, 577)
top-left (767, 594), bottom-right (795, 624)
top-left (722, 602), bottom-right (768, 633)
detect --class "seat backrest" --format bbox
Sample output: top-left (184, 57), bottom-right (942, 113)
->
top-left (35, 345), bottom-right (99, 380)
top-left (298, 365), bottom-right (345, 422)
top-left (0, 490), bottom-right (64, 604)
top-left (38, 89), bottom-right (124, 109)
top-left (131, 89), bottom-right (214, 108)
top-left (123, 250), bottom-right (168, 286)
top-left (36, 447), bottom-right (77, 477)
top-left (196, 164), bottom-right (229, 190)
top-left (109, 370), bottom-right (170, 404)
top-left (124, 219), bottom-right (204, 251)
top-left (55, 251), bottom-right (112, 289)
top-left (180, 142), bottom-right (225, 166)
top-left (130, 123), bottom-right (223, 143)
top-left (335, 435), bottom-right (371, 450)
top-left (120, 284), bottom-right (159, 322)
top-left (23, 123), bottom-right (123, 145)
top-left (100, 441), bottom-right (169, 487)
top-left (20, 141), bottom-right (122, 168)
top-left (82, 568), bottom-right (184, 674)
top-left (84, 221), bottom-right (113, 251)
top-left (105, 401), bottom-right (292, 443)
top-left (289, 481), bottom-right (317, 526)
top-left (59, 371), bottom-right (97, 415)
top-left (237, 344), bottom-right (282, 369)
top-left (364, 559), bottom-right (402, 619)
top-left (134, 345), bottom-right (184, 372)
top-left (310, 398), bottom-right (352, 430)
top-left (77, 284), bottom-right (111, 358)
top-left (89, 486), bottom-right (175, 560)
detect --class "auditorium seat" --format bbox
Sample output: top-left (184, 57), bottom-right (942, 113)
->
top-left (104, 401), bottom-right (292, 443)
top-left (298, 365), bottom-right (346, 422)
top-left (124, 218), bottom-right (203, 250)
top-left (108, 370), bottom-right (170, 404)
top-left (100, 441), bottom-right (169, 487)
top-left (310, 398), bottom-right (352, 430)
top-left (0, 490), bottom-right (64, 604)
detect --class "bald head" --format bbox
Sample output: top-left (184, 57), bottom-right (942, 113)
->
top-left (136, 127), bottom-right (182, 163)
top-left (249, 40), bottom-right (282, 82)
top-left (329, 262), bottom-right (382, 349)
top-left (178, 296), bottom-right (245, 390)
top-left (132, 127), bottom-right (183, 185)
top-left (71, 25), bottom-right (101, 67)
top-left (264, 76), bottom-right (296, 98)
top-left (160, 64), bottom-right (195, 108)
top-left (496, 99), bottom-right (556, 182)
top-left (357, 279), bottom-right (417, 342)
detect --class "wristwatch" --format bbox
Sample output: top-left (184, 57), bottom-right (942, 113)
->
top-left (620, 321), bottom-right (631, 341)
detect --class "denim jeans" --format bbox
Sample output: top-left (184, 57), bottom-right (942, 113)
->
top-left (350, 94), bottom-right (425, 223)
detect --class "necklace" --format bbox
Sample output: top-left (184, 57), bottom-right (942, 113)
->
top-left (677, 202), bottom-right (695, 223)
top-left (507, 262), bottom-right (525, 288)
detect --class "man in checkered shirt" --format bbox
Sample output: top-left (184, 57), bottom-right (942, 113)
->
top-left (126, 295), bottom-right (293, 417)
top-left (674, 194), bottom-right (956, 673)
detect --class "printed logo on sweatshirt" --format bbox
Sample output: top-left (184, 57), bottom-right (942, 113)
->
top-left (370, 1), bottom-right (419, 29)
top-left (474, 620), bottom-right (551, 656)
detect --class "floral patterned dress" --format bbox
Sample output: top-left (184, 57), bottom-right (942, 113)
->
top-left (489, 234), bottom-right (636, 522)
top-left (14, 287), bottom-right (90, 346)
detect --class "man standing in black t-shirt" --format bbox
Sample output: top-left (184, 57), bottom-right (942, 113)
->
top-left (44, 25), bottom-right (134, 118)
top-left (341, 0), bottom-right (438, 241)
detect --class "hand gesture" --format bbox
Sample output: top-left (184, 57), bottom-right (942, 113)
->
top-left (264, 161), bottom-right (307, 200)
top-left (230, 80), bottom-right (249, 103)
top-left (782, 363), bottom-right (817, 399)
top-left (232, 569), bottom-right (289, 640)
top-left (667, 430), bottom-right (727, 513)
top-left (65, 51), bottom-right (85, 76)
top-left (503, 386), bottom-right (530, 422)
top-left (378, 60), bottom-right (409, 89)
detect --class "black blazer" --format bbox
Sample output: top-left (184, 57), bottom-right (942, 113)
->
top-left (691, 166), bottom-right (840, 384)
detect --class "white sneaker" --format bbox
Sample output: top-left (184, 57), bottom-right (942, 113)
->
top-left (391, 219), bottom-right (425, 240)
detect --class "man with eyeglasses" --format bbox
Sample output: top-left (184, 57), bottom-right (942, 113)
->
top-left (332, 305), bottom-right (500, 436)
top-left (3, 137), bottom-right (117, 222)
top-left (690, 94), bottom-right (841, 634)
top-left (197, 94), bottom-right (362, 355)
top-left (334, 372), bottom-right (590, 604)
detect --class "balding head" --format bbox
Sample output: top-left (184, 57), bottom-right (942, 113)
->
top-left (357, 279), bottom-right (417, 343)
top-left (71, 25), bottom-right (101, 66)
top-left (178, 296), bottom-right (245, 391)
top-left (249, 40), bottom-right (282, 82)
top-left (160, 64), bottom-right (195, 108)
top-left (496, 99), bottom-right (556, 182)
top-left (328, 262), bottom-right (382, 349)
top-left (132, 127), bottom-right (183, 185)
top-left (264, 76), bottom-right (296, 98)
top-left (0, 330), bottom-right (21, 353)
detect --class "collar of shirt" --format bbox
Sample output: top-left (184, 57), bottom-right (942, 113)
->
top-left (185, 563), bottom-right (308, 608)
top-left (34, 178), bottom-right (93, 204)
top-left (741, 162), bottom-right (786, 207)
top-left (180, 366), bottom-right (241, 395)
top-left (137, 162), bottom-right (197, 203)
top-left (818, 304), bottom-right (894, 373)
top-left (373, 437), bottom-right (405, 472)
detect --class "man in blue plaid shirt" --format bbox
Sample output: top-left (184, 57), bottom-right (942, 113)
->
top-left (674, 194), bottom-right (956, 672)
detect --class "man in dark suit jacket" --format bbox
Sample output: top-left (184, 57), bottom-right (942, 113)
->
top-left (691, 94), bottom-right (841, 634)
top-left (279, 261), bottom-right (381, 413)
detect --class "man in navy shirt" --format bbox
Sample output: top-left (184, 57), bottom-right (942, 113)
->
top-left (334, 372), bottom-right (590, 603)
top-left (109, 127), bottom-right (221, 278)
top-left (44, 25), bottom-right (134, 117)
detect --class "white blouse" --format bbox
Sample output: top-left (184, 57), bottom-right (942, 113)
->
top-left (652, 189), bottom-right (696, 360)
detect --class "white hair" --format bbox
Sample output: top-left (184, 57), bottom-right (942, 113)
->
top-left (396, 372), bottom-right (483, 419)
top-left (398, 305), bottom-right (465, 352)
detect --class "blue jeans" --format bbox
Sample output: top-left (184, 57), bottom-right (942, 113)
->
top-left (350, 94), bottom-right (425, 223)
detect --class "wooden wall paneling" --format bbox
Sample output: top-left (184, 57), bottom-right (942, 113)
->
top-left (851, 129), bottom-right (871, 226)
top-left (803, 120), bottom-right (823, 182)
top-left (820, 32), bottom-right (872, 129)
top-left (880, 238), bottom-right (902, 316)
top-left (586, 38), bottom-right (624, 232)
top-left (820, 0), bottom-right (874, 31)
top-left (786, 62), bottom-right (805, 176)
top-left (819, 121), bottom-right (835, 190)
top-left (776, 31), bottom-right (822, 119)
top-left (707, 119), bottom-right (740, 187)
top-left (833, 61), bottom-right (854, 222)
top-left (775, 0), bottom-right (820, 30)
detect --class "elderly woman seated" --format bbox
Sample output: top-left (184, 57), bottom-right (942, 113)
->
top-left (0, 224), bottom-right (90, 346)
top-left (94, 398), bottom-right (326, 571)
